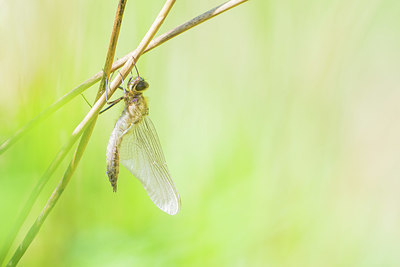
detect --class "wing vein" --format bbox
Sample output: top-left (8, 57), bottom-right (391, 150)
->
top-left (119, 116), bottom-right (181, 215)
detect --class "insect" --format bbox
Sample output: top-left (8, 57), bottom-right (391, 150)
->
top-left (101, 63), bottom-right (181, 215)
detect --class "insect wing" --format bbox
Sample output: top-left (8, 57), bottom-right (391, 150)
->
top-left (119, 116), bottom-right (181, 215)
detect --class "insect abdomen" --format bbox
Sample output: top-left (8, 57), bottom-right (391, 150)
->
top-left (106, 109), bottom-right (133, 192)
top-left (107, 147), bottom-right (119, 192)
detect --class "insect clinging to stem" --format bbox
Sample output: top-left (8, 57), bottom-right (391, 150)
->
top-left (102, 59), bottom-right (181, 215)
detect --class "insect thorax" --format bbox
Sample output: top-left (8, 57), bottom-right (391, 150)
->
top-left (125, 93), bottom-right (148, 122)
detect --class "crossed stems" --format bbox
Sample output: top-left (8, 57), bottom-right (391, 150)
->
top-left (101, 58), bottom-right (142, 114)
top-left (1, 0), bottom-right (249, 265)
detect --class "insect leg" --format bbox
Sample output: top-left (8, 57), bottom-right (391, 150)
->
top-left (102, 68), bottom-right (119, 104)
top-left (131, 55), bottom-right (140, 77)
top-left (100, 97), bottom-right (124, 114)
top-left (117, 71), bottom-right (126, 95)
top-left (105, 76), bottom-right (114, 104)
top-left (101, 69), bottom-right (110, 104)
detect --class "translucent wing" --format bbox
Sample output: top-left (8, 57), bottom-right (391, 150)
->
top-left (119, 116), bottom-right (181, 215)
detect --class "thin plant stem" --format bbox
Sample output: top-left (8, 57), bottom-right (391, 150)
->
top-left (72, 0), bottom-right (176, 137)
top-left (0, 130), bottom-right (83, 266)
top-left (1, 0), bottom-right (128, 265)
top-left (0, 0), bottom-right (248, 155)
top-left (145, 0), bottom-right (249, 52)
top-left (0, 77), bottom-right (98, 154)
top-left (5, 0), bottom-right (176, 265)
top-left (6, 120), bottom-right (97, 267)
top-left (1, 0), bottom-right (248, 263)
top-left (0, 1), bottom-right (248, 262)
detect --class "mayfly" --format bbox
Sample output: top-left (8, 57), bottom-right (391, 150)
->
top-left (101, 63), bottom-right (181, 215)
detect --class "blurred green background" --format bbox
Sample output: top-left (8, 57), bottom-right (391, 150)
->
top-left (1, 0), bottom-right (400, 266)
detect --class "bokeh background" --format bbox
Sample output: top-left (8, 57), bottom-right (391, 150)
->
top-left (1, 0), bottom-right (400, 266)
